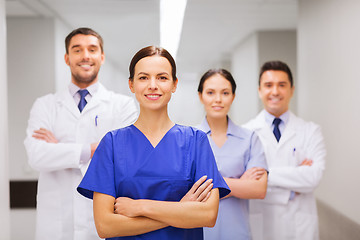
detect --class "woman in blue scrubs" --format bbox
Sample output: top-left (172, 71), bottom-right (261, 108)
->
top-left (77, 47), bottom-right (230, 240)
top-left (196, 69), bottom-right (268, 240)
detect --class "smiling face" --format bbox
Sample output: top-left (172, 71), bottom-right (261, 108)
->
top-left (199, 74), bottom-right (235, 119)
top-left (258, 70), bottom-right (294, 117)
top-left (64, 34), bottom-right (105, 88)
top-left (129, 55), bottom-right (177, 111)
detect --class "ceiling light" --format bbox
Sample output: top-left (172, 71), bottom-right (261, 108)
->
top-left (160, 0), bottom-right (187, 60)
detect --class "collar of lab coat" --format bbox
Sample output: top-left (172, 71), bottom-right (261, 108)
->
top-left (55, 83), bottom-right (111, 118)
top-left (252, 110), bottom-right (300, 148)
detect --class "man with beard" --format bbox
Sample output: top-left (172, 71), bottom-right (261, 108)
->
top-left (24, 28), bottom-right (138, 240)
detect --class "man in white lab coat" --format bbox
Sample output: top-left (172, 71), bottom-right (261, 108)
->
top-left (243, 61), bottom-right (326, 240)
top-left (24, 28), bottom-right (138, 240)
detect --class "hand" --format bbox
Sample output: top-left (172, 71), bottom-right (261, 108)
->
top-left (300, 158), bottom-right (313, 166)
top-left (90, 142), bottom-right (99, 158)
top-left (180, 175), bottom-right (213, 203)
top-left (32, 128), bottom-right (58, 143)
top-left (114, 197), bottom-right (140, 218)
top-left (240, 167), bottom-right (266, 180)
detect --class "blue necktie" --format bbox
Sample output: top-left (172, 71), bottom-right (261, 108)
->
top-left (78, 89), bottom-right (89, 113)
top-left (273, 118), bottom-right (281, 142)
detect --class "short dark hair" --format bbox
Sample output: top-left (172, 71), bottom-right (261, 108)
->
top-left (198, 69), bottom-right (237, 94)
top-left (65, 27), bottom-right (104, 54)
top-left (129, 46), bottom-right (177, 82)
top-left (259, 61), bottom-right (293, 87)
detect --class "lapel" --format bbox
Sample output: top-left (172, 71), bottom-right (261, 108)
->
top-left (249, 110), bottom-right (278, 149)
top-left (79, 83), bottom-right (111, 114)
top-left (252, 110), bottom-right (298, 149)
top-left (277, 112), bottom-right (297, 148)
top-left (54, 83), bottom-right (111, 117)
top-left (55, 88), bottom-right (80, 119)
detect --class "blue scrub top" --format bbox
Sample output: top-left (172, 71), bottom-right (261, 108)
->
top-left (78, 124), bottom-right (230, 240)
top-left (197, 117), bottom-right (268, 240)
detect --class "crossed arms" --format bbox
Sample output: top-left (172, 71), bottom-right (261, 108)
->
top-left (224, 167), bottom-right (268, 199)
top-left (95, 176), bottom-right (218, 238)
top-left (30, 127), bottom-right (266, 238)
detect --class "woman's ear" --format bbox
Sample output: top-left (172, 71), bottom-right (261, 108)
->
top-left (231, 93), bottom-right (235, 103)
top-left (172, 79), bottom-right (178, 93)
top-left (198, 92), bottom-right (204, 104)
top-left (128, 79), bottom-right (135, 93)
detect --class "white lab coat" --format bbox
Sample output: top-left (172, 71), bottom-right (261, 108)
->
top-left (24, 83), bottom-right (138, 240)
top-left (243, 110), bottom-right (326, 240)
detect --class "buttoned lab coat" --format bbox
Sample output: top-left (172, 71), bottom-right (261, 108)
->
top-left (24, 84), bottom-right (138, 240)
top-left (243, 110), bottom-right (326, 240)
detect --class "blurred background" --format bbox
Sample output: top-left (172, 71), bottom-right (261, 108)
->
top-left (1, 0), bottom-right (360, 239)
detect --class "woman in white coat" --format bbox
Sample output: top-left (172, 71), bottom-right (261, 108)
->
top-left (243, 61), bottom-right (326, 240)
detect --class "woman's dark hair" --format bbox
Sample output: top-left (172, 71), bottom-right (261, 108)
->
top-left (129, 46), bottom-right (177, 82)
top-left (65, 27), bottom-right (104, 54)
top-left (198, 69), bottom-right (237, 94)
top-left (259, 61), bottom-right (293, 87)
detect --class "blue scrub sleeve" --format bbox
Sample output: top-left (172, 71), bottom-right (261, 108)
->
top-left (246, 132), bottom-right (268, 171)
top-left (77, 132), bottom-right (116, 199)
top-left (192, 130), bottom-right (230, 198)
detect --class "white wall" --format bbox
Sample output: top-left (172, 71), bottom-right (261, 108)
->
top-left (100, 59), bottom-right (132, 96)
top-left (298, 0), bottom-right (360, 225)
top-left (169, 73), bottom-right (204, 126)
top-left (10, 210), bottom-right (36, 240)
top-left (0, 0), bottom-right (10, 238)
top-left (54, 20), bottom-right (72, 92)
top-left (7, 17), bottom-right (56, 180)
top-left (230, 33), bottom-right (259, 125)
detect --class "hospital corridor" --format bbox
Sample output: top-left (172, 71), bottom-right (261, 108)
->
top-left (0, 0), bottom-right (360, 239)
